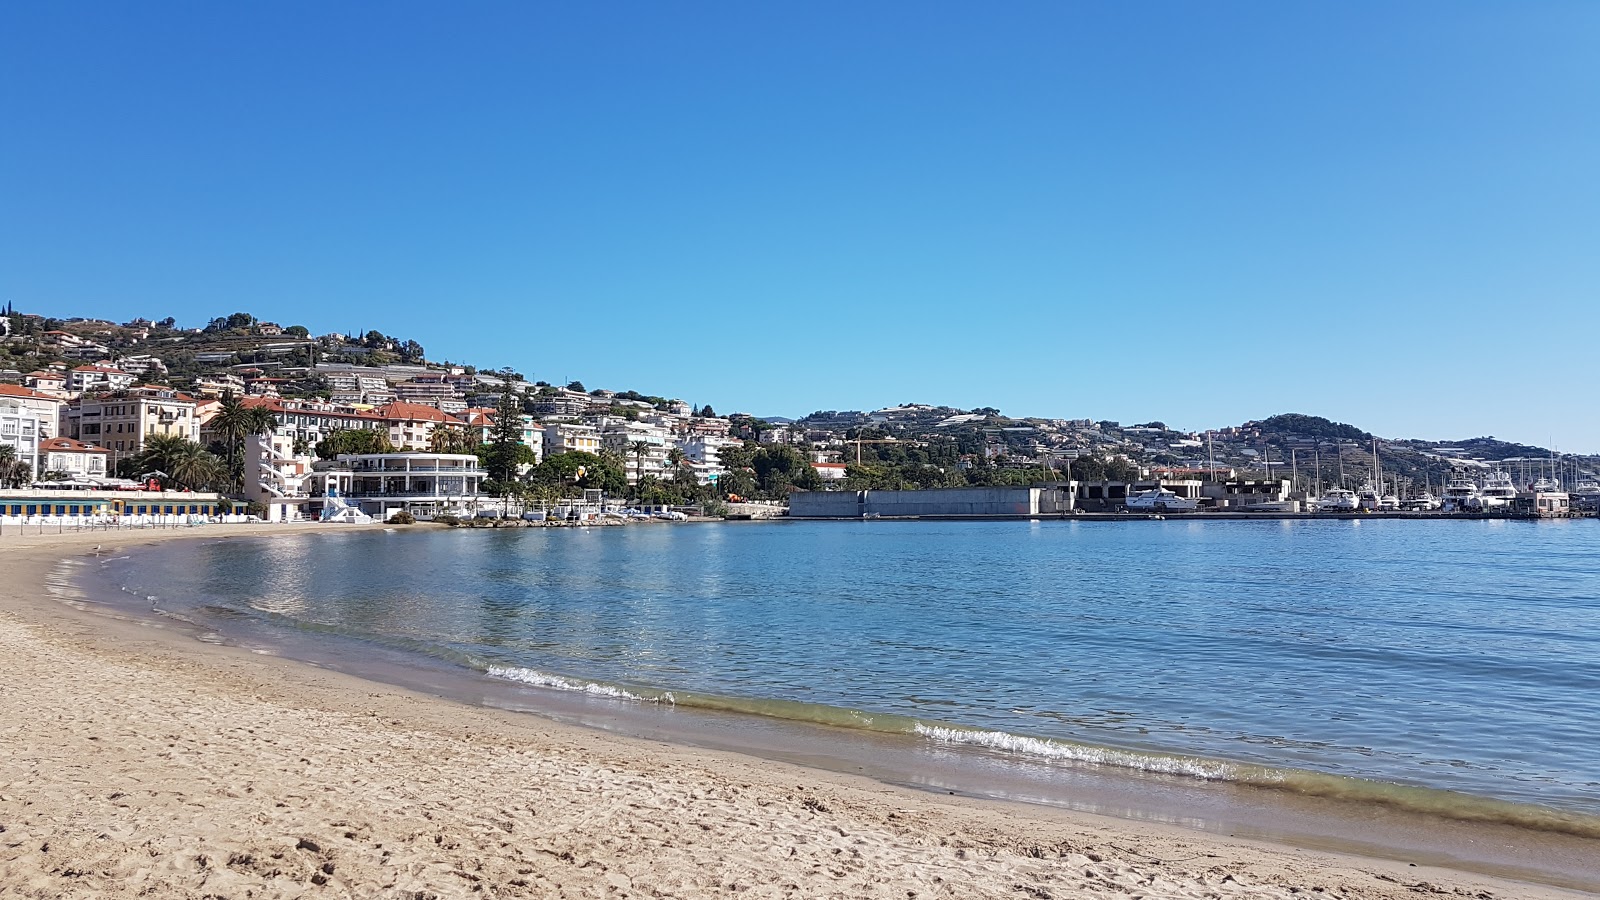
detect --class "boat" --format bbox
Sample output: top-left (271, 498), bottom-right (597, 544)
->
top-left (1572, 479), bottom-right (1600, 510)
top-left (1124, 488), bottom-right (1199, 512)
top-left (1355, 481), bottom-right (1381, 511)
top-left (1441, 473), bottom-right (1480, 511)
top-left (1315, 488), bottom-right (1359, 511)
top-left (1401, 492), bottom-right (1442, 511)
top-left (1466, 470), bottom-right (1516, 510)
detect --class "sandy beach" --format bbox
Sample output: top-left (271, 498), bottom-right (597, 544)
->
top-left (0, 525), bottom-right (1591, 899)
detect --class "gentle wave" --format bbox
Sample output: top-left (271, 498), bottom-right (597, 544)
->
top-left (913, 723), bottom-right (1266, 782)
top-left (487, 665), bottom-right (675, 703)
top-left (480, 664), bottom-right (1600, 840)
top-left (915, 723), bottom-right (1600, 839)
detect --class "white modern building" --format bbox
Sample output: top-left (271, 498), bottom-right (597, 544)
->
top-left (0, 385), bottom-right (64, 480)
top-left (67, 365), bottom-right (136, 393)
top-left (601, 421), bottom-right (672, 484)
top-left (313, 452), bottom-right (484, 520)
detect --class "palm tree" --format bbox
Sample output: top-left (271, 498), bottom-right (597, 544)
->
top-left (630, 440), bottom-right (650, 487)
top-left (133, 434), bottom-right (226, 491)
top-left (209, 393), bottom-right (279, 480)
top-left (667, 446), bottom-right (687, 471)
top-left (0, 445), bottom-right (30, 488)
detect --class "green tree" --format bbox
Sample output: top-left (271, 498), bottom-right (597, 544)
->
top-left (209, 393), bottom-right (279, 481)
top-left (482, 381), bottom-right (532, 484)
top-left (133, 435), bottom-right (227, 491)
top-left (315, 428), bottom-right (395, 460)
top-left (0, 445), bottom-right (31, 488)
top-left (630, 440), bottom-right (650, 486)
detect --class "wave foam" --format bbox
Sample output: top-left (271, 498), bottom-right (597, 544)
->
top-left (486, 666), bottom-right (673, 704)
top-left (913, 723), bottom-right (1272, 783)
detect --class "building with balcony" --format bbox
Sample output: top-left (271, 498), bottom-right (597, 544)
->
top-left (393, 372), bottom-right (467, 414)
top-left (542, 422), bottom-right (601, 456)
top-left (375, 401), bottom-right (466, 450)
top-left (65, 387), bottom-right (200, 469)
top-left (39, 437), bottom-right (111, 479)
top-left (0, 385), bottom-right (64, 481)
top-left (68, 365), bottom-right (136, 393)
top-left (600, 421), bottom-right (672, 484)
top-left (306, 453), bottom-right (483, 520)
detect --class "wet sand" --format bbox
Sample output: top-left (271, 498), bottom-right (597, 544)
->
top-left (1, 525), bottom-right (1593, 898)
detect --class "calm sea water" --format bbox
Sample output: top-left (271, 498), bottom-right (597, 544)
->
top-left (100, 519), bottom-right (1600, 830)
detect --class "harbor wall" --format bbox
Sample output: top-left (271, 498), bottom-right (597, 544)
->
top-left (790, 487), bottom-right (1071, 518)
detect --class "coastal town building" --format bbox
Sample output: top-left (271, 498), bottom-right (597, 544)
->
top-left (23, 371), bottom-right (68, 394)
top-left (67, 365), bottom-right (136, 393)
top-left (543, 422), bottom-right (601, 455)
top-left (0, 385), bottom-right (65, 480)
top-left (300, 452), bottom-right (484, 521)
top-left (38, 436), bottom-right (111, 479)
top-left (392, 372), bottom-right (467, 414)
top-left (600, 421), bottom-right (672, 484)
top-left (375, 401), bottom-right (465, 451)
top-left (65, 386), bottom-right (201, 469)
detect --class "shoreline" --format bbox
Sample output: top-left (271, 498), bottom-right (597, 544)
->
top-left (3, 526), bottom-right (1596, 898)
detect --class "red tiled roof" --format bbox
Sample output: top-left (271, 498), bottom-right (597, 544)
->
top-left (0, 384), bottom-right (60, 400)
top-left (376, 402), bottom-right (464, 424)
top-left (72, 365), bottom-right (129, 374)
top-left (241, 396), bottom-right (385, 421)
top-left (40, 436), bottom-right (109, 454)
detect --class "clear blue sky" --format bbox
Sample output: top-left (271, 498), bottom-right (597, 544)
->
top-left (4, 3), bottom-right (1598, 450)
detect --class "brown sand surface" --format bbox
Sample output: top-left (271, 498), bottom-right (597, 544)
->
top-left (0, 526), bottom-right (1591, 899)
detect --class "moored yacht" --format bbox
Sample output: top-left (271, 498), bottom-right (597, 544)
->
top-left (1316, 488), bottom-right (1360, 511)
top-left (1124, 488), bottom-right (1199, 512)
top-left (1355, 481), bottom-right (1381, 511)
top-left (1442, 473), bottom-right (1480, 511)
top-left (1401, 492), bottom-right (1442, 511)
top-left (1467, 470), bottom-right (1517, 510)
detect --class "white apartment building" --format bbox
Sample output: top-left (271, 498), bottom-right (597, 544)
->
top-left (23, 371), bottom-right (67, 394)
top-left (66, 387), bottom-right (201, 469)
top-left (542, 422), bottom-right (601, 456)
top-left (393, 372), bottom-right (467, 414)
top-left (67, 365), bottom-right (136, 393)
top-left (677, 434), bottom-right (743, 485)
top-left (600, 421), bottom-right (672, 484)
top-left (316, 452), bottom-right (484, 520)
top-left (114, 355), bottom-right (169, 377)
top-left (318, 364), bottom-right (396, 405)
top-left (0, 385), bottom-right (64, 480)
top-left (194, 373), bottom-right (249, 397)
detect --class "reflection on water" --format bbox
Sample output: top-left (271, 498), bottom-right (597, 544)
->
top-left (104, 519), bottom-right (1600, 818)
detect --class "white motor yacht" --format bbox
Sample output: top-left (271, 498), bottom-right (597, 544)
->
top-left (1355, 481), bottom-right (1381, 511)
top-left (1467, 470), bottom-right (1517, 510)
top-left (1125, 489), bottom-right (1199, 512)
top-left (1401, 492), bottom-right (1442, 511)
top-left (1442, 474), bottom-right (1480, 511)
top-left (1316, 488), bottom-right (1360, 511)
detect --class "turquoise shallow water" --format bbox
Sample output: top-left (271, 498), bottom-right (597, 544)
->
top-left (103, 518), bottom-right (1600, 825)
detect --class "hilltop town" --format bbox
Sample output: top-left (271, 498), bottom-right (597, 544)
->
top-left (1, 307), bottom-right (1594, 521)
